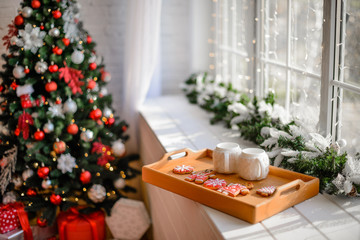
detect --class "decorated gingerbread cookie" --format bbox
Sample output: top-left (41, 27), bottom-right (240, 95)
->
top-left (256, 186), bottom-right (276, 197)
top-left (184, 169), bottom-right (216, 184)
top-left (219, 183), bottom-right (250, 196)
top-left (172, 165), bottom-right (194, 174)
top-left (203, 178), bottom-right (227, 190)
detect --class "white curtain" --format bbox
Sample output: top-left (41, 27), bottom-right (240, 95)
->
top-left (122, 0), bottom-right (162, 154)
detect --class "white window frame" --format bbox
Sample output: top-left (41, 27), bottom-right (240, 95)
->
top-left (214, 0), bottom-right (360, 144)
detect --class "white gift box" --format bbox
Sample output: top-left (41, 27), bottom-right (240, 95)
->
top-left (106, 198), bottom-right (151, 240)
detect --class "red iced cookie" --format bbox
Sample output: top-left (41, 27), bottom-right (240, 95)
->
top-left (256, 185), bottom-right (276, 197)
top-left (203, 178), bottom-right (227, 190)
top-left (173, 165), bottom-right (194, 174)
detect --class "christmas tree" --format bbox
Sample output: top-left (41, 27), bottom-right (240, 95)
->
top-left (0, 0), bottom-right (138, 226)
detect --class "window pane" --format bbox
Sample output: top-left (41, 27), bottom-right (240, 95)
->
top-left (340, 90), bottom-right (360, 155)
top-left (291, 0), bottom-right (323, 75)
top-left (266, 64), bottom-right (287, 106)
top-left (234, 55), bottom-right (251, 91)
top-left (262, 0), bottom-right (288, 63)
top-left (343, 0), bottom-right (360, 87)
top-left (290, 72), bottom-right (321, 126)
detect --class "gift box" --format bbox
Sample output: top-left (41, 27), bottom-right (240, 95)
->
top-left (105, 198), bottom-right (151, 240)
top-left (0, 229), bottom-right (23, 240)
top-left (57, 208), bottom-right (105, 240)
top-left (0, 203), bottom-right (32, 240)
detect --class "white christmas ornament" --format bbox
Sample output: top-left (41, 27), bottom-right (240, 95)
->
top-left (105, 198), bottom-right (150, 240)
top-left (103, 107), bottom-right (112, 118)
top-left (49, 27), bottom-right (60, 37)
top-left (35, 60), bottom-right (48, 74)
top-left (2, 191), bottom-right (17, 204)
top-left (22, 168), bottom-right (34, 181)
top-left (57, 153), bottom-right (76, 174)
top-left (100, 88), bottom-right (108, 96)
top-left (43, 121), bottom-right (54, 134)
top-left (112, 140), bottom-right (126, 157)
top-left (16, 84), bottom-right (34, 97)
top-left (18, 24), bottom-right (46, 53)
top-left (80, 129), bottom-right (94, 142)
top-left (47, 103), bottom-right (65, 118)
top-left (41, 179), bottom-right (52, 189)
top-left (114, 178), bottom-right (126, 189)
top-left (22, 6), bottom-right (33, 18)
top-left (13, 65), bottom-right (26, 79)
top-left (12, 176), bottom-right (23, 188)
top-left (88, 184), bottom-right (106, 203)
top-left (63, 98), bottom-right (77, 113)
top-left (88, 53), bottom-right (96, 63)
top-left (71, 50), bottom-right (84, 64)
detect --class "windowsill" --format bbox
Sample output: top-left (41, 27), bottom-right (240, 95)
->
top-left (139, 94), bottom-right (360, 240)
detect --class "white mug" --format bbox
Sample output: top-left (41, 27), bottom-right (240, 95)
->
top-left (238, 148), bottom-right (269, 180)
top-left (213, 142), bottom-right (242, 174)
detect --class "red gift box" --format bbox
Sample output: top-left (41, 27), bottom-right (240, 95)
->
top-left (57, 208), bottom-right (105, 240)
top-left (0, 203), bottom-right (32, 240)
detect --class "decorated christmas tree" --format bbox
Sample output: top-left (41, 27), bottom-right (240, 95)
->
top-left (0, 0), bottom-right (138, 226)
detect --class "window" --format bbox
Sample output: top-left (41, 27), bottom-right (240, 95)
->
top-left (212, 0), bottom-right (360, 154)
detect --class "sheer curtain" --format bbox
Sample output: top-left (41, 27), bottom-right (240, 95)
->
top-left (122, 0), bottom-right (162, 154)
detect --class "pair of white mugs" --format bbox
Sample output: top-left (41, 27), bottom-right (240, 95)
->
top-left (213, 142), bottom-right (270, 180)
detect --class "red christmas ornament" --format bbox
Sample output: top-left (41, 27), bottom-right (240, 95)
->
top-left (49, 64), bottom-right (59, 73)
top-left (14, 128), bottom-right (20, 136)
top-left (62, 38), bottom-right (70, 46)
top-left (55, 97), bottom-right (62, 104)
top-left (88, 98), bottom-right (94, 104)
top-left (37, 167), bottom-right (50, 179)
top-left (52, 46), bottom-right (63, 55)
top-left (50, 194), bottom-right (62, 205)
top-left (14, 15), bottom-right (24, 26)
top-left (122, 126), bottom-right (127, 132)
top-left (80, 171), bottom-right (91, 184)
top-left (86, 35), bottom-right (92, 44)
top-left (53, 140), bottom-right (66, 154)
top-left (24, 66), bottom-right (30, 74)
top-left (67, 123), bottom-right (79, 135)
top-left (86, 79), bottom-right (96, 90)
top-left (34, 130), bottom-right (45, 141)
top-left (45, 81), bottom-right (57, 92)
top-left (31, 0), bottom-right (41, 9)
top-left (36, 217), bottom-right (47, 227)
top-left (40, 24), bottom-right (44, 30)
top-left (52, 10), bottom-right (62, 19)
top-left (0, 85), bottom-right (3, 92)
top-left (105, 117), bottom-right (115, 126)
top-left (89, 63), bottom-right (97, 71)
top-left (89, 109), bottom-right (102, 120)
top-left (26, 188), bottom-right (37, 196)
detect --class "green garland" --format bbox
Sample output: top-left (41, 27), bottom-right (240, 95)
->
top-left (182, 73), bottom-right (360, 196)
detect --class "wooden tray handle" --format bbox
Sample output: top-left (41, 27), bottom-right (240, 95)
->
top-left (160, 148), bottom-right (197, 162)
top-left (274, 179), bottom-right (305, 198)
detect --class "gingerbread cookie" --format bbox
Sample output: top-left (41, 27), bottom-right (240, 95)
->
top-left (218, 184), bottom-right (241, 197)
top-left (256, 186), bottom-right (276, 197)
top-left (241, 182), bottom-right (254, 190)
top-left (184, 169), bottom-right (216, 184)
top-left (173, 165), bottom-right (194, 174)
top-left (204, 178), bottom-right (227, 190)
top-left (228, 183), bottom-right (250, 196)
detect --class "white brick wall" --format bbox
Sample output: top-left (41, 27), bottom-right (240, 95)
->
top-left (0, 0), bottom-right (211, 102)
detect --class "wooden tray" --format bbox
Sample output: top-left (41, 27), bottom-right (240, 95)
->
top-left (142, 148), bottom-right (319, 224)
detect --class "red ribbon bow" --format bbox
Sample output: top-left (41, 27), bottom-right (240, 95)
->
top-left (17, 111), bottom-right (33, 140)
top-left (59, 208), bottom-right (102, 240)
top-left (0, 202), bottom-right (33, 240)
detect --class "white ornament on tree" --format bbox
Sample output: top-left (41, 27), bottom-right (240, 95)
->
top-left (49, 27), bottom-right (60, 37)
top-left (114, 178), bottom-right (126, 189)
top-left (13, 65), bottom-right (26, 79)
top-left (18, 24), bottom-right (46, 53)
top-left (22, 168), bottom-right (34, 181)
top-left (2, 191), bottom-right (17, 204)
top-left (80, 129), bottom-right (94, 142)
top-left (103, 107), bottom-right (112, 118)
top-left (41, 179), bottom-right (52, 189)
top-left (100, 88), bottom-right (108, 96)
top-left (112, 140), bottom-right (126, 158)
top-left (71, 50), bottom-right (84, 64)
top-left (47, 103), bottom-right (65, 118)
top-left (43, 121), bottom-right (54, 134)
top-left (16, 84), bottom-right (34, 97)
top-left (88, 184), bottom-right (106, 203)
top-left (57, 153), bottom-right (76, 174)
top-left (35, 60), bottom-right (48, 74)
top-left (88, 53), bottom-right (96, 63)
top-left (22, 6), bottom-right (33, 18)
top-left (63, 98), bottom-right (77, 113)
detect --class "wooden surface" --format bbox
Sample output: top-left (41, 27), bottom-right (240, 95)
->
top-left (139, 95), bottom-right (360, 240)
